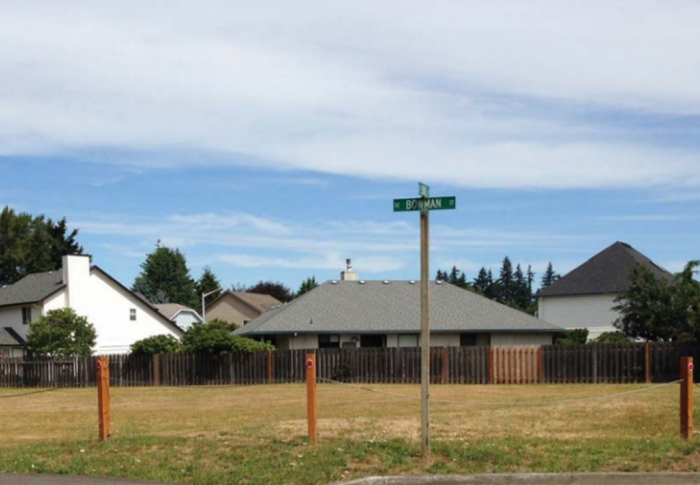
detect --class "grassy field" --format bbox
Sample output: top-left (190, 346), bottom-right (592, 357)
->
top-left (0, 382), bottom-right (698, 484)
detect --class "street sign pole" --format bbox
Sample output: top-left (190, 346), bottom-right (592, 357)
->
top-left (393, 183), bottom-right (455, 462)
top-left (420, 202), bottom-right (430, 459)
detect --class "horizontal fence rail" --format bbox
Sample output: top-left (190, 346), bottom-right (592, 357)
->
top-left (0, 343), bottom-right (697, 388)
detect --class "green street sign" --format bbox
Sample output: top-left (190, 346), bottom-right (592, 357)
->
top-left (393, 196), bottom-right (456, 212)
top-left (418, 182), bottom-right (430, 198)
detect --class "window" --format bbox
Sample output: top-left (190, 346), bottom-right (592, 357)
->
top-left (460, 334), bottom-right (477, 347)
top-left (397, 334), bottom-right (419, 347)
top-left (360, 334), bottom-right (387, 348)
top-left (318, 334), bottom-right (340, 349)
top-left (243, 320), bottom-right (250, 326)
top-left (130, 308), bottom-right (137, 321)
top-left (22, 307), bottom-right (32, 325)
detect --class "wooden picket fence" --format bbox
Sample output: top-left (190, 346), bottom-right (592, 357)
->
top-left (0, 343), bottom-right (697, 388)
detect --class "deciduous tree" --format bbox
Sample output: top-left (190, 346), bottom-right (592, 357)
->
top-left (26, 308), bottom-right (96, 357)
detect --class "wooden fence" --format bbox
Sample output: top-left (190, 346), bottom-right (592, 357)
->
top-left (0, 343), bottom-right (696, 388)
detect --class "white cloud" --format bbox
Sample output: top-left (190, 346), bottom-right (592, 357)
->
top-left (1, 1), bottom-right (700, 188)
top-left (218, 252), bottom-right (405, 273)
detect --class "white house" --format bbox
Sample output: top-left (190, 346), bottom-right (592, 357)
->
top-left (537, 242), bottom-right (673, 340)
top-left (155, 304), bottom-right (203, 331)
top-left (0, 255), bottom-right (184, 355)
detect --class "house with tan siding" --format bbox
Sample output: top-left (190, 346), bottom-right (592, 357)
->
top-left (204, 291), bottom-right (281, 328)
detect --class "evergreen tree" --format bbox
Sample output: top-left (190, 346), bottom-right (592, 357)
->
top-left (297, 276), bottom-right (319, 298)
top-left (541, 262), bottom-right (560, 288)
top-left (449, 266), bottom-right (460, 285)
top-left (513, 263), bottom-right (530, 310)
top-left (485, 269), bottom-right (496, 299)
top-left (132, 242), bottom-right (198, 307)
top-left (196, 266), bottom-right (223, 312)
top-left (0, 207), bottom-right (83, 286)
top-left (473, 267), bottom-right (490, 295)
top-left (498, 257), bottom-right (515, 304)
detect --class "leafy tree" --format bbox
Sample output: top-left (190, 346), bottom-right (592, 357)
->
top-left (26, 308), bottom-right (96, 357)
top-left (541, 262), bottom-right (560, 289)
top-left (0, 206), bottom-right (83, 286)
top-left (555, 328), bottom-right (589, 345)
top-left (297, 276), bottom-right (319, 298)
top-left (196, 266), bottom-right (222, 312)
top-left (245, 280), bottom-right (294, 303)
top-left (591, 332), bottom-right (629, 344)
top-left (132, 242), bottom-right (198, 307)
top-left (131, 335), bottom-right (182, 355)
top-left (614, 261), bottom-right (700, 342)
top-left (181, 320), bottom-right (274, 354)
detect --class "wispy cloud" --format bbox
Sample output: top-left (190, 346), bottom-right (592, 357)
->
top-left (2, 2), bottom-right (700, 189)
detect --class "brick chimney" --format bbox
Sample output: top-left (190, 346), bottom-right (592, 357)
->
top-left (341, 259), bottom-right (359, 281)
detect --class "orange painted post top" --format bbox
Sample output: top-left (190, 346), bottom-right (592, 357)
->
top-left (96, 356), bottom-right (111, 441)
top-left (306, 353), bottom-right (318, 445)
top-left (681, 357), bottom-right (694, 440)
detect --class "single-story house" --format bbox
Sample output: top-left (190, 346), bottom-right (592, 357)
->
top-left (0, 255), bottom-right (184, 355)
top-left (537, 241), bottom-right (673, 340)
top-left (156, 304), bottom-right (203, 331)
top-left (205, 291), bottom-right (282, 327)
top-left (236, 279), bottom-right (563, 349)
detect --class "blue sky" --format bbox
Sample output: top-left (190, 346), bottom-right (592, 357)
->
top-left (1, 1), bottom-right (699, 291)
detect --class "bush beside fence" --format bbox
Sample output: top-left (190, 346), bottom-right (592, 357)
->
top-left (0, 343), bottom-right (697, 388)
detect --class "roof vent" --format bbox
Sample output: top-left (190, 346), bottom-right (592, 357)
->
top-left (436, 280), bottom-right (443, 285)
top-left (331, 280), bottom-right (338, 284)
top-left (359, 280), bottom-right (366, 285)
top-left (383, 280), bottom-right (390, 284)
top-left (409, 280), bottom-right (416, 284)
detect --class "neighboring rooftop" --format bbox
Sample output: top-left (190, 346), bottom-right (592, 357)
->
top-left (538, 242), bottom-right (673, 298)
top-left (237, 280), bottom-right (561, 336)
top-left (155, 303), bottom-right (200, 320)
top-left (0, 327), bottom-right (25, 346)
top-left (211, 291), bottom-right (282, 314)
top-left (0, 271), bottom-right (65, 308)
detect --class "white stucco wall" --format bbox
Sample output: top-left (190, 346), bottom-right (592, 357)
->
top-left (538, 294), bottom-right (619, 340)
top-left (490, 333), bottom-right (554, 346)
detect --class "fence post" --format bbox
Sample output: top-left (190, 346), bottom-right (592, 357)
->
top-left (306, 353), bottom-right (317, 445)
top-left (488, 347), bottom-right (494, 384)
top-left (441, 348), bottom-right (449, 385)
top-left (681, 356), bottom-right (693, 440)
top-left (96, 356), bottom-right (111, 441)
top-left (268, 350), bottom-right (274, 384)
top-left (644, 342), bottom-right (651, 384)
top-left (537, 346), bottom-right (544, 384)
top-left (153, 354), bottom-right (161, 387)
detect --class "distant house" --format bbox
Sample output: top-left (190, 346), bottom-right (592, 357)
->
top-left (0, 255), bottom-right (184, 355)
top-left (0, 327), bottom-right (25, 358)
top-left (537, 242), bottom-right (673, 340)
top-left (155, 304), bottom-right (203, 331)
top-left (205, 291), bottom-right (282, 328)
top-left (237, 265), bottom-right (562, 349)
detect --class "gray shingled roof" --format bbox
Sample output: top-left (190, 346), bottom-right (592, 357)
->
top-left (236, 280), bottom-right (561, 336)
top-left (0, 327), bottom-right (25, 346)
top-left (0, 271), bottom-right (65, 308)
top-left (538, 241), bottom-right (673, 298)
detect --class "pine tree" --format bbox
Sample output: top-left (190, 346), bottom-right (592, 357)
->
top-left (448, 266), bottom-right (459, 285)
top-left (196, 266), bottom-right (223, 312)
top-left (132, 242), bottom-right (198, 307)
top-left (297, 276), bottom-right (319, 298)
top-left (498, 257), bottom-right (515, 304)
top-left (514, 263), bottom-right (529, 309)
top-left (473, 267), bottom-right (490, 295)
top-left (485, 269), bottom-right (496, 299)
top-left (541, 262), bottom-right (560, 288)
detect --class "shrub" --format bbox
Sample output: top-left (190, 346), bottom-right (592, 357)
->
top-left (181, 320), bottom-right (273, 354)
top-left (131, 334), bottom-right (182, 355)
top-left (555, 328), bottom-right (589, 345)
top-left (591, 331), bottom-right (630, 344)
top-left (26, 308), bottom-right (97, 357)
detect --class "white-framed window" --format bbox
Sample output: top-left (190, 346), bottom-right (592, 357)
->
top-left (319, 334), bottom-right (341, 349)
top-left (397, 334), bottom-right (419, 347)
top-left (130, 308), bottom-right (137, 321)
top-left (243, 320), bottom-right (250, 326)
top-left (22, 306), bottom-right (32, 325)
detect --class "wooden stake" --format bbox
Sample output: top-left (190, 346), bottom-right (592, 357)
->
top-left (644, 342), bottom-right (651, 384)
top-left (306, 353), bottom-right (317, 445)
top-left (96, 356), bottom-right (111, 441)
top-left (420, 208), bottom-right (430, 459)
top-left (681, 356), bottom-right (693, 440)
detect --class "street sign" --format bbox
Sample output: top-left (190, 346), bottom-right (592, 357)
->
top-left (419, 182), bottom-right (430, 198)
top-left (393, 196), bottom-right (456, 212)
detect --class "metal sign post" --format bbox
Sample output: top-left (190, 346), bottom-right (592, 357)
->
top-left (394, 182), bottom-right (456, 460)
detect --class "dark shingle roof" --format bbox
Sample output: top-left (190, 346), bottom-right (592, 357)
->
top-left (0, 327), bottom-right (25, 346)
top-left (538, 242), bottom-right (673, 298)
top-left (236, 280), bottom-right (561, 336)
top-left (0, 271), bottom-right (65, 308)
